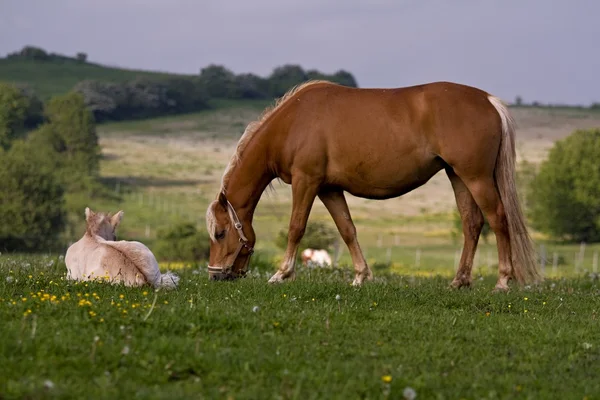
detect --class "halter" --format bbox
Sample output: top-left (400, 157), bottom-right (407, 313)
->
top-left (207, 199), bottom-right (254, 278)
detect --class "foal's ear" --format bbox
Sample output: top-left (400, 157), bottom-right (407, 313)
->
top-left (111, 210), bottom-right (124, 228)
top-left (85, 207), bottom-right (94, 221)
top-left (218, 192), bottom-right (228, 208)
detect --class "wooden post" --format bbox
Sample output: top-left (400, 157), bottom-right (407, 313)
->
top-left (593, 251), bottom-right (598, 274)
top-left (386, 247), bottom-right (392, 264)
top-left (415, 248), bottom-right (421, 268)
top-left (552, 252), bottom-right (558, 276)
top-left (540, 244), bottom-right (546, 276)
top-left (578, 242), bottom-right (586, 270)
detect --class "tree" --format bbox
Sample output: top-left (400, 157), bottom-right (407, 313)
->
top-left (199, 64), bottom-right (237, 98)
top-left (76, 52), bottom-right (88, 63)
top-left (0, 140), bottom-right (66, 252)
top-left (0, 82), bottom-right (30, 150)
top-left (268, 65), bottom-right (308, 97)
top-left (529, 129), bottom-right (600, 242)
top-left (44, 92), bottom-right (100, 180)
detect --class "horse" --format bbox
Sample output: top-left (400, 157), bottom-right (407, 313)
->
top-left (205, 80), bottom-right (541, 291)
top-left (65, 207), bottom-right (179, 289)
top-left (300, 248), bottom-right (333, 268)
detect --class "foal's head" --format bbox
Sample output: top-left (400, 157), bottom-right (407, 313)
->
top-left (205, 192), bottom-right (255, 281)
top-left (85, 207), bottom-right (124, 241)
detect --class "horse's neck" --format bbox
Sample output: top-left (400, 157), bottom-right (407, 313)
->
top-left (224, 145), bottom-right (273, 220)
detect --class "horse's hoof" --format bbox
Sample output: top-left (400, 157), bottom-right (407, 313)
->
top-left (450, 279), bottom-right (471, 289)
top-left (268, 271), bottom-right (293, 284)
top-left (492, 284), bottom-right (510, 293)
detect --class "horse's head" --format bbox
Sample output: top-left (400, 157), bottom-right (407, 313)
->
top-left (85, 207), bottom-right (123, 241)
top-left (205, 192), bottom-right (255, 281)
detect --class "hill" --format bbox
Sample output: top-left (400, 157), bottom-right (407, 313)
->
top-left (0, 57), bottom-right (187, 100)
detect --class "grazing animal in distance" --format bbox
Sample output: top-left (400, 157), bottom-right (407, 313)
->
top-left (300, 248), bottom-right (333, 268)
top-left (65, 207), bottom-right (179, 289)
top-left (205, 80), bottom-right (541, 291)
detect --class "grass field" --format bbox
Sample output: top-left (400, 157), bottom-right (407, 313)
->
top-left (1, 255), bottom-right (599, 399)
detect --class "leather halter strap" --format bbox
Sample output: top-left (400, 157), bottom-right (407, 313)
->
top-left (207, 199), bottom-right (254, 276)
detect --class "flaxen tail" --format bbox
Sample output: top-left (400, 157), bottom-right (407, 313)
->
top-left (101, 239), bottom-right (180, 289)
top-left (488, 95), bottom-right (542, 285)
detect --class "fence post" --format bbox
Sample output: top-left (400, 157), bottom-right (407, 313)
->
top-left (415, 248), bottom-right (421, 268)
top-left (540, 244), bottom-right (546, 276)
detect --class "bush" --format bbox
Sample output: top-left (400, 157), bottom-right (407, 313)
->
top-left (529, 128), bottom-right (600, 242)
top-left (0, 140), bottom-right (66, 252)
top-left (154, 223), bottom-right (210, 262)
top-left (275, 220), bottom-right (338, 253)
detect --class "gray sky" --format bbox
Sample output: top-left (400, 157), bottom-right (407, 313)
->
top-left (1, 0), bottom-right (598, 105)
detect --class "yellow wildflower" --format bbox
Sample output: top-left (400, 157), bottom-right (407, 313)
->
top-left (381, 375), bottom-right (392, 383)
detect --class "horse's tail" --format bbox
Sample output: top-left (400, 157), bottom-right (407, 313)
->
top-left (101, 239), bottom-right (180, 289)
top-left (488, 95), bottom-right (542, 285)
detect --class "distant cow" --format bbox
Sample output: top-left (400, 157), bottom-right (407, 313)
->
top-left (300, 248), bottom-right (332, 268)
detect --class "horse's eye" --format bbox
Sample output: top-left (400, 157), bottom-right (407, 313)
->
top-left (215, 230), bottom-right (226, 240)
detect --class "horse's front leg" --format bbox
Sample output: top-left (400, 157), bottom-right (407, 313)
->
top-left (268, 177), bottom-right (319, 284)
top-left (318, 190), bottom-right (372, 286)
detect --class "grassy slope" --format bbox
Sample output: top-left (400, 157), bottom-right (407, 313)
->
top-left (1, 256), bottom-right (599, 399)
top-left (0, 58), bottom-right (191, 99)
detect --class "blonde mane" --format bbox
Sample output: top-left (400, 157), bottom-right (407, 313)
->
top-left (219, 80), bottom-right (334, 193)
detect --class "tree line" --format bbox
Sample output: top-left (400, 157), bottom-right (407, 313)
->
top-left (3, 46), bottom-right (358, 123)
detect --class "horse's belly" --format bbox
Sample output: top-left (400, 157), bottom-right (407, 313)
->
top-left (331, 155), bottom-right (445, 200)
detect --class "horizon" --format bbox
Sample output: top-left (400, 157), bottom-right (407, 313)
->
top-left (1, 0), bottom-right (598, 106)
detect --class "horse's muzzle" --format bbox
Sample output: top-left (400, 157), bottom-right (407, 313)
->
top-left (207, 266), bottom-right (245, 282)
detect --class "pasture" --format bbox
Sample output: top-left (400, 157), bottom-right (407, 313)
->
top-left (1, 255), bottom-right (600, 399)
top-left (3, 100), bottom-right (600, 398)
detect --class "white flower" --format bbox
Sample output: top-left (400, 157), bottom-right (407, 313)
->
top-left (121, 345), bottom-right (130, 355)
top-left (582, 342), bottom-right (593, 350)
top-left (335, 294), bottom-right (341, 301)
top-left (252, 306), bottom-right (259, 313)
top-left (43, 380), bottom-right (54, 389)
top-left (403, 387), bottom-right (416, 400)
top-left (6, 276), bottom-right (14, 283)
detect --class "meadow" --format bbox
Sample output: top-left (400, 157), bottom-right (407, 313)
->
top-left (2, 98), bottom-right (600, 399)
top-left (1, 255), bottom-right (600, 399)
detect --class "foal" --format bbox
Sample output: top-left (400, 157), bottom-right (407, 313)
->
top-left (65, 208), bottom-right (179, 288)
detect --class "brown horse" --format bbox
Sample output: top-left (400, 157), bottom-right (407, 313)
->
top-left (206, 80), bottom-right (541, 291)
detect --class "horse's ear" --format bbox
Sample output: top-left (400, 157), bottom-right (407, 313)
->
top-left (111, 210), bottom-right (124, 228)
top-left (218, 192), bottom-right (228, 208)
top-left (85, 207), bottom-right (93, 221)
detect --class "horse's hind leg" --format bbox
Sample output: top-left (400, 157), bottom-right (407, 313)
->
top-left (268, 176), bottom-right (320, 284)
top-left (318, 190), bottom-right (373, 286)
top-left (447, 169), bottom-right (485, 288)
top-left (462, 176), bottom-right (513, 291)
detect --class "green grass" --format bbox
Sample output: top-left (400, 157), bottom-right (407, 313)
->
top-left (0, 58), bottom-right (188, 100)
top-left (1, 255), bottom-right (600, 399)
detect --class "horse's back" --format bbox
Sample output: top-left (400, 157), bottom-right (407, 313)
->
top-left (272, 81), bottom-right (502, 199)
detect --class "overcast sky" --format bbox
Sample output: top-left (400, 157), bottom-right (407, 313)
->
top-left (1, 0), bottom-right (598, 105)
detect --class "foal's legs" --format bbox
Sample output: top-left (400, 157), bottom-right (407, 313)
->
top-left (447, 169), bottom-right (484, 288)
top-left (318, 190), bottom-right (373, 286)
top-left (462, 177), bottom-right (514, 291)
top-left (268, 176), bottom-right (320, 284)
